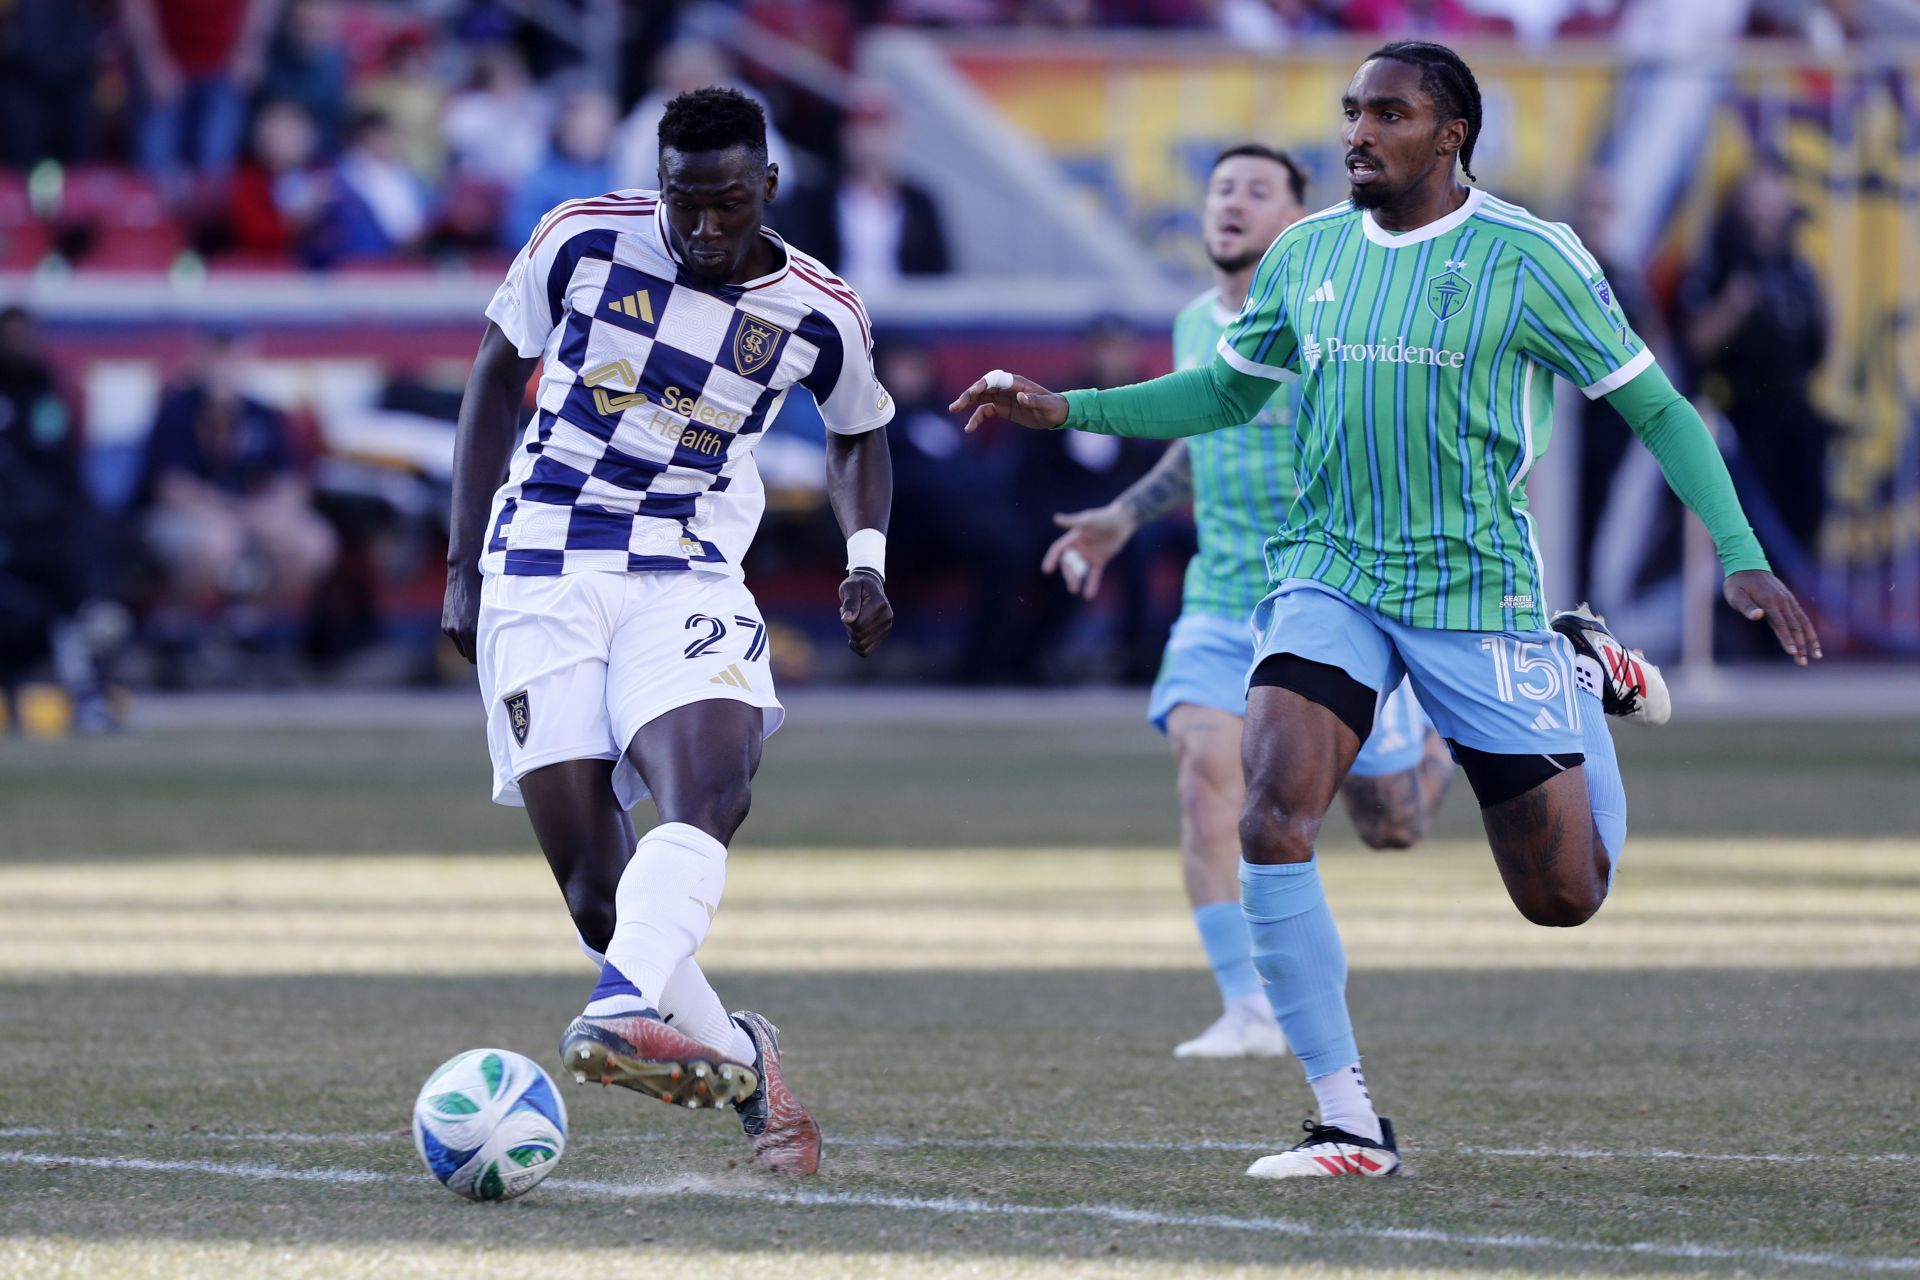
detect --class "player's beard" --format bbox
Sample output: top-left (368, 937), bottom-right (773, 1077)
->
top-left (1348, 177), bottom-right (1395, 210)
top-left (1207, 246), bottom-right (1266, 275)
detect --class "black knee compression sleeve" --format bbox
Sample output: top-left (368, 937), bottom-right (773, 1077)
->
top-left (1452, 742), bottom-right (1586, 809)
top-left (1248, 654), bottom-right (1378, 743)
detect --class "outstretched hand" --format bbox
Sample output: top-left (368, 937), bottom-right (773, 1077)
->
top-left (1724, 569), bottom-right (1821, 666)
top-left (1042, 505), bottom-right (1135, 598)
top-left (949, 370), bottom-right (1069, 434)
top-left (839, 569), bottom-right (893, 657)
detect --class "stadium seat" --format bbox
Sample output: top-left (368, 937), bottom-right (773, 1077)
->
top-left (56, 167), bottom-right (185, 270)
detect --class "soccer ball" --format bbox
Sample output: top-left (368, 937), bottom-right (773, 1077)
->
top-left (411, 1048), bottom-right (567, 1201)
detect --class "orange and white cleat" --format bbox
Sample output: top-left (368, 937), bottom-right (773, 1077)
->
top-left (559, 1011), bottom-right (758, 1110)
top-left (1245, 1119), bottom-right (1402, 1179)
top-left (1550, 603), bottom-right (1671, 727)
top-left (730, 1010), bottom-right (823, 1175)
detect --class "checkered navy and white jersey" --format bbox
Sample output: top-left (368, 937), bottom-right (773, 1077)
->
top-left (480, 189), bottom-right (893, 578)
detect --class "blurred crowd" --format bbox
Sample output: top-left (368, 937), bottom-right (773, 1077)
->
top-left (0, 141), bottom-right (1841, 716)
top-left (0, 0), bottom-right (1874, 719)
top-left (895, 0), bottom-right (1912, 45)
top-left (3, 1), bottom-right (1904, 275)
top-left (0, 0), bottom-right (960, 287)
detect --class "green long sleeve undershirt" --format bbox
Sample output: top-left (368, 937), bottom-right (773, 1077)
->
top-left (1061, 360), bottom-right (1770, 577)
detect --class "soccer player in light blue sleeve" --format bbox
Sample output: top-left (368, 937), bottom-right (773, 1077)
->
top-left (1044, 146), bottom-right (1453, 1062)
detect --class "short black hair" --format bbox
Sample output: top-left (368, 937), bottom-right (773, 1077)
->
top-left (1211, 144), bottom-right (1308, 206)
top-left (1366, 41), bottom-right (1483, 182)
top-left (658, 86), bottom-right (769, 167)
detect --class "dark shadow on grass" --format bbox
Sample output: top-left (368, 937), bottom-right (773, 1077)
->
top-left (5, 718), bottom-right (1920, 860)
top-left (0, 968), bottom-right (1915, 1276)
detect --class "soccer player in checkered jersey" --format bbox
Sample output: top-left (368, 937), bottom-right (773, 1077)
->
top-left (954, 42), bottom-right (1820, 1178)
top-left (442, 87), bottom-right (895, 1175)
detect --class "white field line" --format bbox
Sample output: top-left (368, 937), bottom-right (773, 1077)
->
top-left (2, 1125), bottom-right (1915, 1165)
top-left (1, 1147), bottom-right (1916, 1274)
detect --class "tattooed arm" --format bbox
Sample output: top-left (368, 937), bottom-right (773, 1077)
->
top-left (1041, 443), bottom-right (1193, 599)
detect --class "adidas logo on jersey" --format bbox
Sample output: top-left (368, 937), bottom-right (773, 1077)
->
top-left (607, 291), bottom-right (655, 323)
top-left (710, 664), bottom-right (752, 690)
top-left (1531, 708), bottom-right (1561, 731)
top-left (1308, 281), bottom-right (1337, 304)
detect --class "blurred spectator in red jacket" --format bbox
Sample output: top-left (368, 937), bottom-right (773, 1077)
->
top-left (224, 99), bottom-right (334, 264)
top-left (123, 0), bottom-right (282, 199)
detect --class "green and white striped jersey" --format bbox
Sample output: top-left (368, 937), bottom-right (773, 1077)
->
top-left (1217, 187), bottom-right (1652, 632)
top-left (1172, 289), bottom-right (1300, 621)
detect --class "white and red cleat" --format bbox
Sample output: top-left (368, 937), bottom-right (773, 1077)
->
top-left (559, 1011), bottom-right (758, 1110)
top-left (1551, 603), bottom-right (1671, 727)
top-left (730, 1010), bottom-right (823, 1175)
top-left (1245, 1119), bottom-right (1402, 1179)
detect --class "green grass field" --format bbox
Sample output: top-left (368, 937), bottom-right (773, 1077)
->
top-left (1, 709), bottom-right (1916, 1278)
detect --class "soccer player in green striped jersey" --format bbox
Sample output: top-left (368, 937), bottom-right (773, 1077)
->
top-left (1042, 144), bottom-right (1453, 1062)
top-left (955, 41), bottom-right (1819, 1179)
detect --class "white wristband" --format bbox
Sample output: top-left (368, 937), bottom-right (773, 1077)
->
top-left (846, 528), bottom-right (887, 579)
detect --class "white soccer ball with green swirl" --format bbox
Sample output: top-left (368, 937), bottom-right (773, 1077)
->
top-left (412, 1048), bottom-right (567, 1201)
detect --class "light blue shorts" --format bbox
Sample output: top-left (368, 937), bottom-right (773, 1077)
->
top-left (1250, 579), bottom-right (1586, 757)
top-left (1148, 610), bottom-right (1432, 777)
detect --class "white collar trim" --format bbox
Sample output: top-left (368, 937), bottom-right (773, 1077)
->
top-left (1361, 186), bottom-right (1487, 248)
top-left (1206, 289), bottom-right (1239, 327)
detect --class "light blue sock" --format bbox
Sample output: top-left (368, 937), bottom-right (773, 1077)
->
top-left (1191, 901), bottom-right (1263, 1005)
top-left (1576, 688), bottom-right (1628, 880)
top-left (1240, 856), bottom-right (1359, 1081)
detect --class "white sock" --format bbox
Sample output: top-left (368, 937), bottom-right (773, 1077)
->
top-left (1309, 1061), bottom-right (1382, 1144)
top-left (658, 958), bottom-right (755, 1063)
top-left (1572, 652), bottom-right (1605, 700)
top-left (586, 822), bottom-right (728, 1017)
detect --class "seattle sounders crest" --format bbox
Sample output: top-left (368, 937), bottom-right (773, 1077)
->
top-left (1425, 261), bottom-right (1473, 323)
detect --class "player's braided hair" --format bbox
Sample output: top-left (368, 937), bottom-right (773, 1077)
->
top-left (1367, 41), bottom-right (1482, 182)
top-left (658, 86), bottom-right (769, 166)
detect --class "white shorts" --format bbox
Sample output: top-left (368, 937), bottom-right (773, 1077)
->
top-left (477, 570), bottom-right (784, 809)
